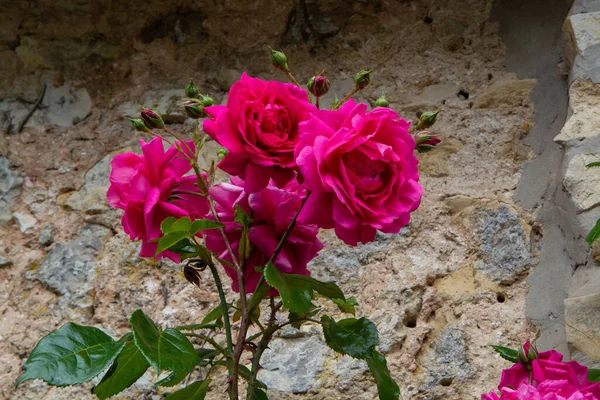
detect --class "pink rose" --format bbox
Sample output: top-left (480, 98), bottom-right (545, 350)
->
top-left (499, 350), bottom-right (582, 389)
top-left (294, 99), bottom-right (422, 246)
top-left (203, 73), bottom-right (316, 193)
top-left (107, 137), bottom-right (209, 261)
top-left (204, 177), bottom-right (323, 293)
top-left (483, 381), bottom-right (600, 400)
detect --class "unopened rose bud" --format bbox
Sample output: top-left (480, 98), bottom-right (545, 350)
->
top-left (354, 69), bottom-right (371, 90)
top-left (185, 79), bottom-right (199, 99)
top-left (417, 110), bottom-right (441, 130)
top-left (183, 99), bottom-right (206, 119)
top-left (127, 117), bottom-right (149, 132)
top-left (307, 75), bottom-right (330, 97)
top-left (416, 133), bottom-right (441, 153)
top-left (141, 109), bottom-right (165, 129)
top-left (517, 341), bottom-right (539, 365)
top-left (199, 94), bottom-right (215, 107)
top-left (375, 92), bottom-right (389, 107)
top-left (269, 47), bottom-right (290, 73)
top-left (217, 148), bottom-right (228, 161)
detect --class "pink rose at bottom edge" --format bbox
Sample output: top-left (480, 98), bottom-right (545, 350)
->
top-left (107, 137), bottom-right (209, 262)
top-left (204, 177), bottom-right (323, 294)
top-left (483, 380), bottom-right (600, 400)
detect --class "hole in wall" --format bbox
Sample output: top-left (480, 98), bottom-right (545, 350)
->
top-left (458, 90), bottom-right (469, 100)
top-left (440, 377), bottom-right (454, 387)
top-left (403, 313), bottom-right (417, 328)
top-left (497, 292), bottom-right (506, 303)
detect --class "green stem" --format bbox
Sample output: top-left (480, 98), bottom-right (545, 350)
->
top-left (286, 71), bottom-right (301, 88)
top-left (316, 96), bottom-right (320, 109)
top-left (183, 332), bottom-right (228, 356)
top-left (207, 262), bottom-right (235, 399)
top-left (333, 87), bottom-right (359, 110)
top-left (246, 298), bottom-right (278, 400)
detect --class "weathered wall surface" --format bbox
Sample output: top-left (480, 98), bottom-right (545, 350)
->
top-left (0, 1), bottom-right (544, 399)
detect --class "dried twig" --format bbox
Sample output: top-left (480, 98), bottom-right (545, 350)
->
top-left (17, 83), bottom-right (47, 133)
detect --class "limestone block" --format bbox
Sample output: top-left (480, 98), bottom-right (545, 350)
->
top-left (564, 12), bottom-right (600, 66)
top-left (64, 154), bottom-right (112, 214)
top-left (570, 0), bottom-right (600, 15)
top-left (555, 80), bottom-right (600, 143)
top-left (565, 292), bottom-right (600, 361)
top-left (0, 157), bottom-right (23, 226)
top-left (472, 78), bottom-right (537, 111)
top-left (118, 89), bottom-right (187, 124)
top-left (563, 153), bottom-right (600, 211)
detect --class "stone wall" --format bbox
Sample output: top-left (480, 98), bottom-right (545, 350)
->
top-left (0, 1), bottom-right (549, 399)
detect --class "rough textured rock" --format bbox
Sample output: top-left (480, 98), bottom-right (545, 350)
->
top-left (472, 205), bottom-right (531, 283)
top-left (565, 292), bottom-right (600, 361)
top-left (25, 225), bottom-right (111, 312)
top-left (555, 80), bottom-right (600, 143)
top-left (64, 154), bottom-right (112, 214)
top-left (473, 77), bottom-right (537, 112)
top-left (38, 224), bottom-right (55, 246)
top-left (0, 156), bottom-right (24, 226)
top-left (564, 11), bottom-right (600, 65)
top-left (118, 89), bottom-right (187, 124)
top-left (563, 153), bottom-right (600, 211)
top-left (423, 327), bottom-right (475, 387)
top-left (258, 336), bottom-right (331, 394)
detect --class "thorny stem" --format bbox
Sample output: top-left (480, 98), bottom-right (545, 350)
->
top-left (333, 87), bottom-right (360, 110)
top-left (315, 96), bottom-right (320, 109)
top-left (183, 332), bottom-right (228, 356)
top-left (163, 126), bottom-right (195, 156)
top-left (206, 262), bottom-right (235, 399)
top-left (286, 71), bottom-right (301, 88)
top-left (246, 298), bottom-right (279, 400)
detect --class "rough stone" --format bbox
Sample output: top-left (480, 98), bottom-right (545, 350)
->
top-left (39, 224), bottom-right (55, 246)
top-left (0, 256), bottom-right (12, 267)
top-left (570, 0), bottom-right (600, 15)
top-left (418, 137), bottom-right (463, 177)
top-left (473, 205), bottom-right (530, 283)
top-left (571, 43), bottom-right (600, 83)
top-left (565, 292), bottom-right (600, 361)
top-left (13, 212), bottom-right (37, 233)
top-left (555, 80), bottom-right (600, 143)
top-left (563, 153), bottom-right (600, 211)
top-left (258, 336), bottom-right (331, 394)
top-left (0, 157), bottom-right (24, 226)
top-left (473, 78), bottom-right (537, 111)
top-left (564, 11), bottom-right (600, 65)
top-left (26, 225), bottom-right (111, 311)
top-left (118, 89), bottom-right (187, 124)
top-left (0, 83), bottom-right (92, 131)
top-left (423, 326), bottom-right (475, 387)
top-left (64, 154), bottom-right (112, 214)
top-left (408, 83), bottom-right (458, 107)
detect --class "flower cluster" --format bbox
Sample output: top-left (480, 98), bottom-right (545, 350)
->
top-left (483, 342), bottom-right (600, 400)
top-left (108, 72), bottom-right (425, 291)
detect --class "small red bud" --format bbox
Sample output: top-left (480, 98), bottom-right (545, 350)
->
top-left (307, 75), bottom-right (330, 97)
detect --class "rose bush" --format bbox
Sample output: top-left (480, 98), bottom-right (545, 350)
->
top-left (295, 99), bottom-right (422, 245)
top-left (107, 137), bottom-right (208, 261)
top-left (203, 72), bottom-right (316, 193)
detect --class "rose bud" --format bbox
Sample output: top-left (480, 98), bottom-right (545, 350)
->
top-left (415, 132), bottom-right (441, 153)
top-left (183, 99), bottom-right (206, 119)
top-left (375, 91), bottom-right (389, 107)
top-left (417, 110), bottom-right (441, 130)
top-left (140, 109), bottom-right (165, 129)
top-left (354, 69), bottom-right (371, 89)
top-left (199, 94), bottom-right (215, 107)
top-left (517, 341), bottom-right (539, 365)
top-left (127, 117), bottom-right (149, 132)
top-left (307, 75), bottom-right (330, 97)
top-left (217, 148), bottom-right (228, 161)
top-left (268, 47), bottom-right (290, 73)
top-left (185, 78), bottom-right (199, 99)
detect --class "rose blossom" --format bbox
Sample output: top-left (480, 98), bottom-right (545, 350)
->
top-left (203, 73), bottom-right (316, 193)
top-left (204, 177), bottom-right (323, 293)
top-left (482, 380), bottom-right (600, 400)
top-left (107, 137), bottom-right (209, 261)
top-left (294, 99), bottom-right (422, 246)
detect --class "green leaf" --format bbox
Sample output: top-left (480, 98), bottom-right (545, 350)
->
top-left (264, 262), bottom-right (313, 313)
top-left (161, 217), bottom-right (177, 234)
top-left (201, 305), bottom-right (225, 324)
top-left (18, 322), bottom-right (126, 387)
top-left (289, 303), bottom-right (320, 329)
top-left (332, 296), bottom-right (358, 315)
top-left (190, 219), bottom-right (224, 234)
top-left (156, 368), bottom-right (192, 387)
top-left (234, 204), bottom-right (253, 227)
top-left (292, 275), bottom-right (345, 300)
top-left (171, 217), bottom-right (192, 232)
top-left (248, 280), bottom-right (270, 312)
top-left (93, 336), bottom-right (150, 400)
top-left (586, 161), bottom-right (600, 168)
top-left (586, 219), bottom-right (600, 245)
top-left (130, 309), bottom-right (198, 374)
top-left (175, 323), bottom-right (218, 331)
top-left (156, 231), bottom-right (189, 255)
top-left (367, 350), bottom-right (400, 400)
top-left (589, 368), bottom-right (600, 382)
top-left (254, 388), bottom-right (269, 400)
top-left (196, 348), bottom-right (220, 360)
top-left (165, 379), bottom-right (211, 400)
top-left (490, 345), bottom-right (519, 363)
top-left (238, 229), bottom-right (251, 262)
top-left (321, 316), bottom-right (379, 360)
